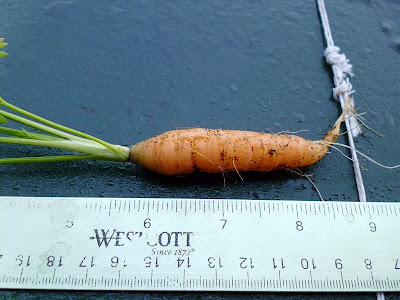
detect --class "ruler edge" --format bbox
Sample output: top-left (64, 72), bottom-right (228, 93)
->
top-left (0, 195), bottom-right (397, 205)
top-left (0, 286), bottom-right (397, 293)
top-left (1, 196), bottom-right (399, 292)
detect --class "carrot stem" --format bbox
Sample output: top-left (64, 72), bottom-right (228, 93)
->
top-left (0, 97), bottom-right (130, 164)
top-left (0, 155), bottom-right (96, 164)
top-left (0, 97), bottom-right (125, 158)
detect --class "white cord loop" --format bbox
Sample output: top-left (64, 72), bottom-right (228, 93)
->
top-left (323, 46), bottom-right (361, 137)
top-left (317, 1), bottom-right (384, 299)
top-left (324, 46), bottom-right (355, 101)
top-left (324, 46), bottom-right (354, 78)
top-left (332, 78), bottom-right (352, 101)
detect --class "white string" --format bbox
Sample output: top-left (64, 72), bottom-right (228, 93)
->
top-left (316, 1), bottom-right (384, 299)
top-left (316, 0), bottom-right (366, 203)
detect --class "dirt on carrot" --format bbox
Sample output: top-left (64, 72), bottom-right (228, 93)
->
top-left (129, 111), bottom-right (344, 176)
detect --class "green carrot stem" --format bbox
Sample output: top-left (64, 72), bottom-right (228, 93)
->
top-left (0, 126), bottom-right (63, 140)
top-left (1, 136), bottom-right (106, 154)
top-left (0, 97), bottom-right (125, 159)
top-left (0, 110), bottom-right (114, 152)
top-left (0, 109), bottom-right (86, 141)
top-left (0, 137), bottom-right (129, 161)
top-left (0, 155), bottom-right (99, 164)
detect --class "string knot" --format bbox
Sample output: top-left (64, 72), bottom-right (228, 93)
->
top-left (324, 46), bottom-right (361, 137)
top-left (332, 78), bottom-right (353, 101)
top-left (324, 46), bottom-right (354, 78)
top-left (324, 46), bottom-right (355, 101)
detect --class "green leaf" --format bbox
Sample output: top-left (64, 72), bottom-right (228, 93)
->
top-left (0, 43), bottom-right (7, 49)
top-left (0, 154), bottom-right (95, 164)
top-left (0, 126), bottom-right (63, 140)
top-left (0, 115), bottom-right (7, 123)
top-left (0, 51), bottom-right (8, 58)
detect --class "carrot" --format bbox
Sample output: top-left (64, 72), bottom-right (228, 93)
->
top-left (129, 113), bottom-right (344, 175)
top-left (4, 95), bottom-right (398, 177)
top-left (3, 40), bottom-right (396, 177)
top-left (0, 93), bottom-right (344, 176)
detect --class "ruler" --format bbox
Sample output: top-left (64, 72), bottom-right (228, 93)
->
top-left (0, 196), bottom-right (399, 292)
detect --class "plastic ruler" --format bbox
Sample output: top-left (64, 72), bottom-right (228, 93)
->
top-left (0, 196), bottom-right (399, 292)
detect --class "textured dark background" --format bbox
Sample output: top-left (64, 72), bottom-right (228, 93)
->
top-left (1, 0), bottom-right (399, 299)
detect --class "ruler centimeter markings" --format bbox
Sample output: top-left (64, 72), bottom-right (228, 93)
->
top-left (0, 196), bottom-right (399, 292)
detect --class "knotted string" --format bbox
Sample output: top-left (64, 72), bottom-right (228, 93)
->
top-left (316, 1), bottom-right (384, 299)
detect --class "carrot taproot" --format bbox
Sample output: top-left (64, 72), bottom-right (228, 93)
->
top-left (1, 39), bottom-right (398, 176)
top-left (0, 93), bottom-right (344, 175)
top-left (0, 38), bottom-right (360, 176)
top-left (3, 95), bottom-right (398, 175)
top-left (129, 111), bottom-right (344, 176)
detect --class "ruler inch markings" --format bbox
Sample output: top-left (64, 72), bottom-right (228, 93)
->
top-left (0, 197), bottom-right (399, 292)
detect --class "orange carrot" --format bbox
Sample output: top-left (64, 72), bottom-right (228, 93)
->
top-left (0, 96), bottom-right (344, 173)
top-left (4, 97), bottom-right (396, 177)
top-left (129, 112), bottom-right (344, 176)
top-left (2, 41), bottom-right (397, 176)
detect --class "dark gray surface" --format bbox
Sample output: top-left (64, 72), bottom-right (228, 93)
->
top-left (1, 0), bottom-right (399, 299)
